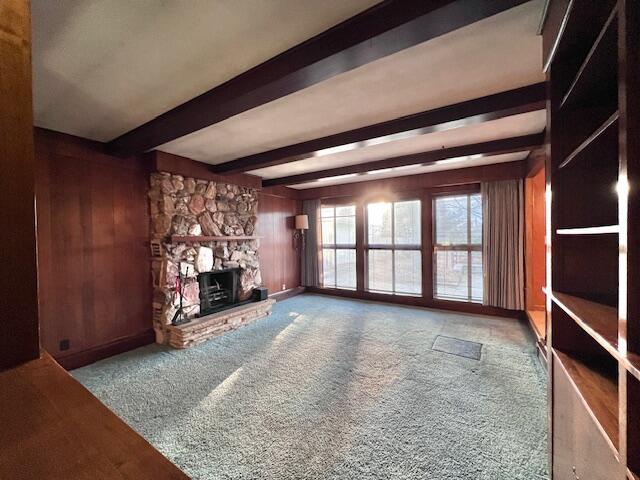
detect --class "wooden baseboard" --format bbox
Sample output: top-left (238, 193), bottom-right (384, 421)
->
top-left (270, 286), bottom-right (306, 302)
top-left (305, 286), bottom-right (522, 319)
top-left (55, 329), bottom-right (156, 370)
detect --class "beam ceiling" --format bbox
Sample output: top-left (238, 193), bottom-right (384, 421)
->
top-left (107, 0), bottom-right (530, 155)
top-left (216, 83), bottom-right (546, 174)
top-left (262, 133), bottom-right (544, 187)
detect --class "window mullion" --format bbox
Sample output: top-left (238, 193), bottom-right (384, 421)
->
top-left (467, 195), bottom-right (471, 301)
top-left (391, 202), bottom-right (394, 292)
top-left (333, 215), bottom-right (338, 288)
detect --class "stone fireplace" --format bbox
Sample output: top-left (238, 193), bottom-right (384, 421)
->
top-left (149, 172), bottom-right (272, 347)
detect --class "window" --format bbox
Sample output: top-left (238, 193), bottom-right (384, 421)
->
top-left (366, 200), bottom-right (421, 295)
top-left (321, 205), bottom-right (356, 289)
top-left (433, 193), bottom-right (483, 303)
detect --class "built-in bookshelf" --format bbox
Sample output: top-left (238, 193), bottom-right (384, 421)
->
top-left (543, 0), bottom-right (639, 478)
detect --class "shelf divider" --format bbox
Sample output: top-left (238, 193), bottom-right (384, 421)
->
top-left (558, 111), bottom-right (619, 169)
top-left (560, 6), bottom-right (618, 109)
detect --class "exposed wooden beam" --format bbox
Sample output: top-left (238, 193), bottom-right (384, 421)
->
top-left (262, 132), bottom-right (544, 187)
top-left (215, 82), bottom-right (546, 174)
top-left (107, 0), bottom-right (529, 155)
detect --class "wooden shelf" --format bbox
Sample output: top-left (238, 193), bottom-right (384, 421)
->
top-left (556, 225), bottom-right (619, 235)
top-left (554, 349), bottom-right (619, 454)
top-left (552, 291), bottom-right (618, 356)
top-left (559, 111), bottom-right (619, 169)
top-left (544, 0), bottom-right (639, 475)
top-left (171, 235), bottom-right (260, 243)
top-left (560, 6), bottom-right (618, 109)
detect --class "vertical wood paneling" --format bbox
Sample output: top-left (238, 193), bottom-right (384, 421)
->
top-left (35, 129), bottom-right (152, 367)
top-left (0, 0), bottom-right (40, 368)
top-left (258, 192), bottom-right (301, 295)
top-left (525, 166), bottom-right (547, 311)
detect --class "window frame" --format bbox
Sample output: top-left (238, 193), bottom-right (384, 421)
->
top-left (364, 198), bottom-right (422, 296)
top-left (432, 190), bottom-right (483, 303)
top-left (320, 203), bottom-right (357, 290)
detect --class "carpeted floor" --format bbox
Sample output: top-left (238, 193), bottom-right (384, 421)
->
top-left (73, 294), bottom-right (548, 480)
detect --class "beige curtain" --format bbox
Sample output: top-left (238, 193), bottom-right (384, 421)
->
top-left (482, 179), bottom-right (525, 310)
top-left (302, 199), bottom-right (322, 287)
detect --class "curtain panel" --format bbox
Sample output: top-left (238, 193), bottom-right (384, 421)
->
top-left (302, 199), bottom-right (322, 287)
top-left (481, 179), bottom-right (525, 310)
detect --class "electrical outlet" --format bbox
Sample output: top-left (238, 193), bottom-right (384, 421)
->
top-left (282, 283), bottom-right (286, 291)
top-left (59, 339), bottom-right (70, 351)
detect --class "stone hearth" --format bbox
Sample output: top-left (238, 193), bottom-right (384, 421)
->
top-left (165, 299), bottom-right (275, 349)
top-left (149, 171), bottom-right (268, 346)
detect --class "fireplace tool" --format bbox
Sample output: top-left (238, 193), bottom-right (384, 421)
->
top-left (171, 263), bottom-right (190, 326)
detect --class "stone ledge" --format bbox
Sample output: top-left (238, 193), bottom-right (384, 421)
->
top-left (162, 298), bottom-right (275, 349)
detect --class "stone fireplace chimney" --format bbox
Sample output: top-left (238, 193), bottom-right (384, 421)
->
top-left (149, 172), bottom-right (262, 344)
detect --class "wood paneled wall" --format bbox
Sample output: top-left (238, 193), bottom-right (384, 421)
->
top-left (257, 191), bottom-right (302, 296)
top-left (0, 0), bottom-right (40, 369)
top-left (34, 132), bottom-right (302, 368)
top-left (35, 129), bottom-right (153, 369)
top-left (525, 166), bottom-right (546, 311)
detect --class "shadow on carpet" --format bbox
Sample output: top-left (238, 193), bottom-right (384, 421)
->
top-left (73, 294), bottom-right (548, 480)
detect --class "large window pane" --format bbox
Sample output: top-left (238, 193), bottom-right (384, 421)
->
top-left (322, 248), bottom-right (335, 287)
top-left (470, 194), bottom-right (482, 244)
top-left (368, 249), bottom-right (392, 292)
top-left (321, 218), bottom-right (334, 245)
top-left (320, 203), bottom-right (356, 290)
top-left (336, 249), bottom-right (356, 288)
top-left (435, 250), bottom-right (469, 300)
top-left (335, 216), bottom-right (355, 245)
top-left (395, 250), bottom-right (422, 294)
top-left (433, 192), bottom-right (483, 303)
top-left (394, 200), bottom-right (421, 245)
top-left (367, 202), bottom-right (392, 244)
top-left (366, 199), bottom-right (422, 295)
top-left (435, 195), bottom-right (468, 245)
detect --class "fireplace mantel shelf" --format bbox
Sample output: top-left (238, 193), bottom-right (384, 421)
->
top-left (171, 235), bottom-right (261, 243)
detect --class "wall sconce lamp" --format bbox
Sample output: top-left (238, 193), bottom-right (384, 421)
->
top-left (294, 214), bottom-right (309, 251)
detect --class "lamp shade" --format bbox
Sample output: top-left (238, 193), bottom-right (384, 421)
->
top-left (295, 214), bottom-right (309, 230)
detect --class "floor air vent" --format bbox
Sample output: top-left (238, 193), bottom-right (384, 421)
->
top-left (431, 335), bottom-right (482, 360)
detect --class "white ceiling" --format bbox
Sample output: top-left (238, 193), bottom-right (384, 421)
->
top-left (31, 0), bottom-right (379, 141)
top-left (158, 0), bottom-right (545, 165)
top-left (32, 0), bottom-right (546, 189)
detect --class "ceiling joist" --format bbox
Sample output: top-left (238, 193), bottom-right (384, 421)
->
top-left (215, 82), bottom-right (546, 174)
top-left (261, 132), bottom-right (545, 187)
top-left (107, 0), bottom-right (529, 155)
